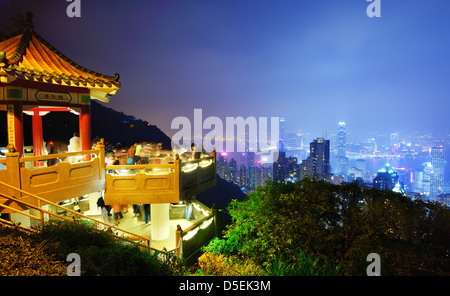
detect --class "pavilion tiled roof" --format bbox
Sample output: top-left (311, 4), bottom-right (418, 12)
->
top-left (0, 12), bottom-right (120, 102)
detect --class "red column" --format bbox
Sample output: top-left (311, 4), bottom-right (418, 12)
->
top-left (79, 104), bottom-right (91, 160)
top-left (32, 108), bottom-right (44, 167)
top-left (7, 102), bottom-right (24, 157)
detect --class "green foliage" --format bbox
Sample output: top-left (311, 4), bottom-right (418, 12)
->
top-left (264, 248), bottom-right (344, 276)
top-left (204, 178), bottom-right (450, 275)
top-left (30, 220), bottom-right (185, 276)
top-left (195, 249), bottom-right (342, 276)
top-left (196, 252), bottom-right (264, 276)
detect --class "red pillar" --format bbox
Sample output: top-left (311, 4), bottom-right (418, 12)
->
top-left (7, 102), bottom-right (24, 157)
top-left (32, 108), bottom-right (44, 167)
top-left (79, 104), bottom-right (91, 160)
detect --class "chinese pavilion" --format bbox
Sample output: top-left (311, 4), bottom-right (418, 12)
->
top-left (0, 12), bottom-right (120, 157)
top-left (0, 13), bottom-right (217, 251)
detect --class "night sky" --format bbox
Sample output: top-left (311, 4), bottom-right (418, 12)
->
top-left (1, 0), bottom-right (449, 139)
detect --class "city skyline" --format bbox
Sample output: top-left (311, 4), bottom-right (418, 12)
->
top-left (1, 0), bottom-right (449, 139)
top-left (217, 130), bottom-right (449, 205)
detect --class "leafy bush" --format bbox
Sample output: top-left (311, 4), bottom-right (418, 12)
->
top-left (30, 220), bottom-right (185, 276)
top-left (196, 252), bottom-right (263, 276)
top-left (196, 249), bottom-right (342, 276)
top-left (264, 248), bottom-right (344, 276)
top-left (203, 178), bottom-right (450, 275)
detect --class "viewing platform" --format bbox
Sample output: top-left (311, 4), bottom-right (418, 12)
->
top-left (104, 149), bottom-right (217, 206)
top-left (0, 142), bottom-right (216, 213)
top-left (0, 143), bottom-right (218, 260)
top-left (0, 12), bottom-right (218, 260)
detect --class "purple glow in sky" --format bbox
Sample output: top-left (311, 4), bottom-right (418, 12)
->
top-left (1, 0), bottom-right (449, 139)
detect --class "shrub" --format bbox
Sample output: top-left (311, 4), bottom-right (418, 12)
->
top-left (0, 226), bottom-right (66, 276)
top-left (30, 220), bottom-right (184, 276)
top-left (196, 252), bottom-right (263, 276)
top-left (203, 179), bottom-right (450, 275)
top-left (264, 248), bottom-right (344, 276)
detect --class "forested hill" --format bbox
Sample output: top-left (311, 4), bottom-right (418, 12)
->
top-left (90, 101), bottom-right (172, 148)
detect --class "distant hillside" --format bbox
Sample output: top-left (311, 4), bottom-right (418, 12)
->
top-left (0, 101), bottom-right (172, 149)
top-left (90, 101), bottom-right (172, 149)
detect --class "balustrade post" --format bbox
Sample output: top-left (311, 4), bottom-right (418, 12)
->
top-left (96, 138), bottom-right (106, 180)
top-left (37, 199), bottom-right (44, 230)
top-left (5, 151), bottom-right (21, 195)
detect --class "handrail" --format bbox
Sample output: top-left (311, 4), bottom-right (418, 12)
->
top-left (19, 149), bottom-right (99, 163)
top-left (106, 163), bottom-right (175, 170)
top-left (181, 212), bottom-right (215, 237)
top-left (0, 180), bottom-right (150, 247)
top-left (180, 154), bottom-right (214, 164)
top-left (0, 216), bottom-right (35, 233)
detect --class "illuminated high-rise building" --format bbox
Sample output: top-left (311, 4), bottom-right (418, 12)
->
top-left (239, 165), bottom-right (247, 188)
top-left (422, 162), bottom-right (433, 197)
top-left (335, 122), bottom-right (348, 177)
top-left (430, 147), bottom-right (445, 200)
top-left (279, 117), bottom-right (286, 152)
top-left (273, 151), bottom-right (287, 182)
top-left (299, 138), bottom-right (331, 181)
top-left (373, 163), bottom-right (399, 190)
top-left (228, 158), bottom-right (237, 183)
top-left (217, 153), bottom-right (228, 180)
top-left (390, 132), bottom-right (399, 154)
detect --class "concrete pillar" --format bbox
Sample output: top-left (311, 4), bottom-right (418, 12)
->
top-left (84, 191), bottom-right (102, 216)
top-left (151, 203), bottom-right (170, 241)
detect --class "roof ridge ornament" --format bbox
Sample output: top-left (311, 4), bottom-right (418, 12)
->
top-left (24, 12), bottom-right (34, 31)
top-left (5, 12), bottom-right (34, 66)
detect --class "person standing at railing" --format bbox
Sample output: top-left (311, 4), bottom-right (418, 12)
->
top-left (68, 132), bottom-right (81, 163)
top-left (143, 204), bottom-right (150, 225)
top-left (141, 141), bottom-right (152, 164)
top-left (68, 132), bottom-right (80, 152)
top-left (127, 144), bottom-right (136, 164)
top-left (97, 195), bottom-right (112, 223)
top-left (46, 144), bottom-right (60, 166)
top-left (133, 204), bottom-right (140, 217)
top-left (191, 143), bottom-right (201, 160)
top-left (105, 153), bottom-right (115, 166)
top-left (154, 143), bottom-right (162, 164)
top-left (134, 142), bottom-right (142, 163)
top-left (112, 204), bottom-right (123, 225)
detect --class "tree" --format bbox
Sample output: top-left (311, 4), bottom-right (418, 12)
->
top-left (204, 178), bottom-right (450, 275)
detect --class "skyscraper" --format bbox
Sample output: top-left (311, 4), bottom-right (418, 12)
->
top-left (373, 163), bottom-right (399, 191)
top-left (239, 165), bottom-right (247, 188)
top-left (422, 162), bottom-right (433, 197)
top-left (217, 153), bottom-right (228, 180)
top-left (299, 138), bottom-right (331, 181)
top-left (335, 122), bottom-right (348, 177)
top-left (390, 132), bottom-right (399, 154)
top-left (430, 147), bottom-right (445, 200)
top-left (228, 158), bottom-right (237, 184)
top-left (273, 151), bottom-right (286, 182)
top-left (279, 117), bottom-right (286, 152)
